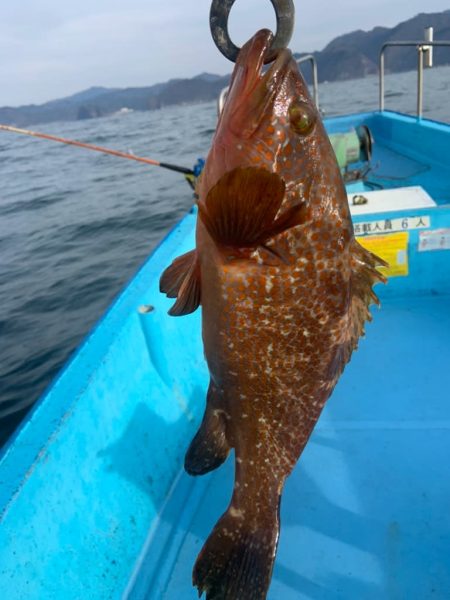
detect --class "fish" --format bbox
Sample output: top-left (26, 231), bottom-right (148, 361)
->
top-left (160, 28), bottom-right (386, 600)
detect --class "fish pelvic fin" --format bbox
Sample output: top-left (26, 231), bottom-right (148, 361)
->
top-left (159, 249), bottom-right (201, 316)
top-left (160, 249), bottom-right (196, 298)
top-left (198, 166), bottom-right (305, 248)
top-left (193, 503), bottom-right (280, 600)
top-left (185, 382), bottom-right (230, 476)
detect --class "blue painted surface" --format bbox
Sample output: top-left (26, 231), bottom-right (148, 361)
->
top-left (131, 296), bottom-right (450, 600)
top-left (0, 208), bottom-right (208, 599)
top-left (325, 111), bottom-right (450, 204)
top-left (0, 112), bottom-right (450, 599)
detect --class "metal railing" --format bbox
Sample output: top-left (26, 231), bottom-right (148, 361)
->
top-left (219, 33), bottom-right (450, 119)
top-left (217, 54), bottom-right (320, 116)
top-left (379, 40), bottom-right (450, 118)
top-left (296, 54), bottom-right (319, 110)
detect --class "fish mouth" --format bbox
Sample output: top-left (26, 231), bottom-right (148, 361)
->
top-left (244, 29), bottom-right (293, 84)
top-left (225, 29), bottom-right (293, 136)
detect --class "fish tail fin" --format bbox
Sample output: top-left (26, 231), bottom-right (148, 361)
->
top-left (193, 504), bottom-right (279, 599)
top-left (185, 383), bottom-right (230, 476)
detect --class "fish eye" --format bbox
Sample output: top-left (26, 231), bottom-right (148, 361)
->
top-left (289, 101), bottom-right (316, 135)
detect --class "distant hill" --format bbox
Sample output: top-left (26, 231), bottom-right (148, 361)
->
top-left (296, 10), bottom-right (450, 82)
top-left (0, 73), bottom-right (230, 127)
top-left (1, 11), bottom-right (449, 126)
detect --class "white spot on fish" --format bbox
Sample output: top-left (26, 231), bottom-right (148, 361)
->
top-left (265, 279), bottom-right (273, 293)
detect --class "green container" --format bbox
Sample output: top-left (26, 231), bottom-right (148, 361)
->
top-left (328, 126), bottom-right (373, 169)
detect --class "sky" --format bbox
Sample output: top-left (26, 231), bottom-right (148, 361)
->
top-left (1, 0), bottom-right (449, 107)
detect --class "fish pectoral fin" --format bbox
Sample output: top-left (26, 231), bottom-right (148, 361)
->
top-left (199, 166), bottom-right (304, 248)
top-left (160, 249), bottom-right (201, 316)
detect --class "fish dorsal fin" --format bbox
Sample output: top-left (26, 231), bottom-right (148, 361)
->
top-left (339, 240), bottom-right (388, 369)
top-left (160, 250), bottom-right (201, 316)
top-left (199, 167), bottom-right (302, 248)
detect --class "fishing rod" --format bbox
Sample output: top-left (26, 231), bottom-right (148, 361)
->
top-left (0, 124), bottom-right (195, 179)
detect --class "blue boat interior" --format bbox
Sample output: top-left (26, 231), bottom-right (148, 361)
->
top-left (0, 110), bottom-right (449, 599)
top-left (326, 111), bottom-right (450, 205)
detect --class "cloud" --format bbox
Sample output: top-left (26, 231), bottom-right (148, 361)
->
top-left (0, 0), bottom-right (449, 106)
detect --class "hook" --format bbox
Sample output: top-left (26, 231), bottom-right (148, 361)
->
top-left (210, 0), bottom-right (295, 63)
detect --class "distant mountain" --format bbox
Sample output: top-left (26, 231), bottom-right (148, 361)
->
top-left (193, 73), bottom-right (225, 82)
top-left (295, 10), bottom-right (450, 82)
top-left (0, 74), bottom-right (230, 127)
top-left (1, 10), bottom-right (449, 126)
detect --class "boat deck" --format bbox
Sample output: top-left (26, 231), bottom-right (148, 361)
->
top-left (362, 142), bottom-right (450, 204)
top-left (326, 111), bottom-right (450, 205)
top-left (133, 293), bottom-right (450, 599)
top-left (1, 111), bottom-right (450, 600)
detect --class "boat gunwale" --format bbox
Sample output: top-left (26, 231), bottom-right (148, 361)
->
top-left (0, 207), bottom-right (197, 518)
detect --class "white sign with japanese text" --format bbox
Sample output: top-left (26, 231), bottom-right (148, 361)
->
top-left (353, 215), bottom-right (430, 236)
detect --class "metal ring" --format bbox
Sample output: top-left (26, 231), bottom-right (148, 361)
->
top-left (210, 0), bottom-right (295, 63)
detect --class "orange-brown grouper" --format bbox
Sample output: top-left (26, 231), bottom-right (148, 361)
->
top-left (160, 28), bottom-right (386, 600)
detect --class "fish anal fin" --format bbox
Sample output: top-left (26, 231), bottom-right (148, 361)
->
top-left (185, 383), bottom-right (230, 476)
top-left (199, 166), bottom-right (295, 248)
